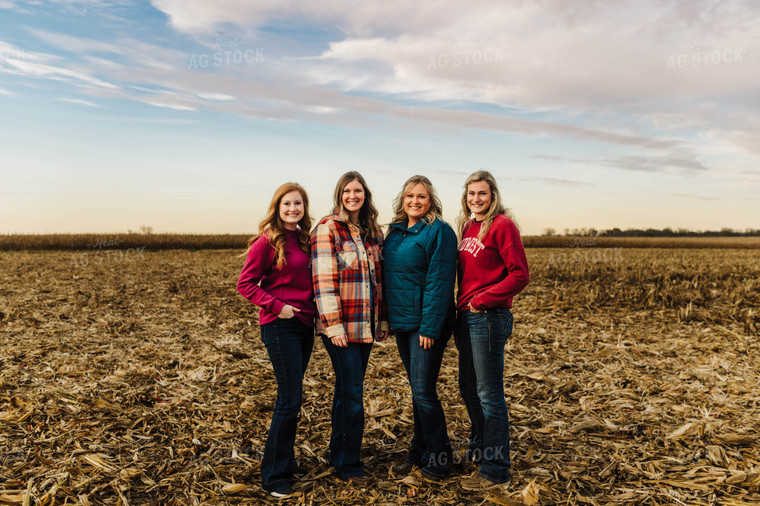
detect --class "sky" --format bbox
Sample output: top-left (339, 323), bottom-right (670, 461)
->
top-left (1, 0), bottom-right (758, 235)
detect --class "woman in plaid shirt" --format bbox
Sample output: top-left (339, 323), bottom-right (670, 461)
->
top-left (311, 171), bottom-right (389, 482)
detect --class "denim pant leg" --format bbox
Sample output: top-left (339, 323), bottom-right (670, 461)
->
top-left (260, 318), bottom-right (314, 492)
top-left (458, 318), bottom-right (485, 461)
top-left (465, 309), bottom-right (514, 483)
top-left (396, 333), bottom-right (426, 465)
top-left (321, 336), bottom-right (372, 479)
top-left (406, 331), bottom-right (452, 476)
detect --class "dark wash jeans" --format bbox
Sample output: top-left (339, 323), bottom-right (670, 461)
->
top-left (260, 317), bottom-right (314, 492)
top-left (396, 331), bottom-right (452, 477)
top-left (458, 308), bottom-right (514, 483)
top-left (321, 336), bottom-right (373, 479)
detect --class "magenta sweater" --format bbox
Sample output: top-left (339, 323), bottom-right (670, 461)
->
top-left (237, 229), bottom-right (316, 327)
top-left (457, 214), bottom-right (530, 311)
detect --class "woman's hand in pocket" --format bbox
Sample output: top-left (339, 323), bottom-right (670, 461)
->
top-left (278, 305), bottom-right (301, 319)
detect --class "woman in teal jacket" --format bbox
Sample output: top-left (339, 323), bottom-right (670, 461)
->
top-left (383, 175), bottom-right (458, 479)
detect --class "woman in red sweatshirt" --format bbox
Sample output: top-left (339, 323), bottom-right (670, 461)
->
top-left (237, 182), bottom-right (316, 499)
top-left (455, 171), bottom-right (530, 492)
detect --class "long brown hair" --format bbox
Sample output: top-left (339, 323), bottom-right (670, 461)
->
top-left (242, 182), bottom-right (311, 268)
top-left (332, 171), bottom-right (382, 239)
top-left (456, 170), bottom-right (517, 241)
top-left (389, 175), bottom-right (443, 228)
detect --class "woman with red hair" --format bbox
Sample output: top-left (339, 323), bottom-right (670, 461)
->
top-left (237, 182), bottom-right (315, 498)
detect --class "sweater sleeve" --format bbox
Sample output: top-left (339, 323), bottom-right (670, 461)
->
top-left (419, 223), bottom-right (458, 338)
top-left (311, 221), bottom-right (345, 338)
top-left (236, 235), bottom-right (286, 316)
top-left (470, 218), bottom-right (530, 310)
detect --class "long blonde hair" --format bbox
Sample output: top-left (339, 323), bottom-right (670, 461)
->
top-left (332, 171), bottom-right (382, 239)
top-left (457, 170), bottom-right (516, 241)
top-left (389, 175), bottom-right (443, 228)
top-left (242, 182), bottom-right (311, 268)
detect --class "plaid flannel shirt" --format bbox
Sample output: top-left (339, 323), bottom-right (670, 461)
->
top-left (311, 214), bottom-right (387, 343)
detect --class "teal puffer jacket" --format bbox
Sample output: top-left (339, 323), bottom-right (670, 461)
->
top-left (382, 217), bottom-right (457, 338)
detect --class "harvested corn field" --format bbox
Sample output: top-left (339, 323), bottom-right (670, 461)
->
top-left (1, 247), bottom-right (759, 505)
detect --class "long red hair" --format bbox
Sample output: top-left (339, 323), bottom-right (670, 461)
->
top-left (243, 183), bottom-right (311, 268)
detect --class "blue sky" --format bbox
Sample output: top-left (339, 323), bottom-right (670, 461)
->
top-left (1, 0), bottom-right (758, 234)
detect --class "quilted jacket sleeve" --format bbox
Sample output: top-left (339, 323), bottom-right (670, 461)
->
top-left (419, 222), bottom-right (458, 338)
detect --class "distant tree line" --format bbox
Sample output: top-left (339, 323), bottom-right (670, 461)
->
top-left (541, 227), bottom-right (760, 237)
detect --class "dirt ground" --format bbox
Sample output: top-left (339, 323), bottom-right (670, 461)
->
top-left (1, 248), bottom-right (758, 505)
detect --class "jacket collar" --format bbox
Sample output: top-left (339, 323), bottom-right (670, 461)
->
top-left (390, 217), bottom-right (430, 234)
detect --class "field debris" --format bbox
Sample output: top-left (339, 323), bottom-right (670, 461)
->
top-left (1, 248), bottom-right (758, 504)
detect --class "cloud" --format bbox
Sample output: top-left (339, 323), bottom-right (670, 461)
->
top-left (517, 176), bottom-right (594, 187)
top-left (20, 27), bottom-right (682, 152)
top-left (150, 0), bottom-right (760, 108)
top-left (603, 154), bottom-right (708, 173)
top-left (2, 56), bottom-right (118, 88)
top-left (0, 39), bottom-right (119, 89)
top-left (197, 93), bottom-right (235, 101)
top-left (0, 87), bottom-right (11, 94)
top-left (532, 154), bottom-right (590, 164)
top-left (58, 97), bottom-right (99, 107)
top-left (4, 2), bottom-right (756, 183)
top-left (532, 152), bottom-right (708, 174)
top-left (142, 98), bottom-right (196, 111)
top-left (140, 0), bottom-right (760, 170)
top-left (97, 116), bottom-right (196, 124)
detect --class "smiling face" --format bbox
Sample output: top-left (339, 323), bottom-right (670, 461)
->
top-left (279, 190), bottom-right (305, 230)
top-left (466, 180), bottom-right (492, 220)
top-left (341, 179), bottom-right (365, 219)
top-left (404, 183), bottom-right (431, 226)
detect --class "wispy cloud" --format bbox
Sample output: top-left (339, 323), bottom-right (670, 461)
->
top-left (0, 39), bottom-right (119, 90)
top-left (9, 28), bottom-right (694, 157)
top-left (603, 154), bottom-right (708, 173)
top-left (532, 152), bottom-right (709, 174)
top-left (517, 176), bottom-right (594, 187)
top-left (58, 97), bottom-right (99, 107)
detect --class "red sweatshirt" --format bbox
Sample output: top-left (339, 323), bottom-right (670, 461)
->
top-left (457, 214), bottom-right (530, 311)
top-left (237, 229), bottom-right (316, 327)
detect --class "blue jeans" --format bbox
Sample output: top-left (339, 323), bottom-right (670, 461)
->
top-left (321, 337), bottom-right (373, 479)
top-left (260, 318), bottom-right (314, 492)
top-left (458, 308), bottom-right (513, 483)
top-left (396, 331), bottom-right (452, 477)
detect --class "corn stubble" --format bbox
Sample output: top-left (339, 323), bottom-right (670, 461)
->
top-left (0, 247), bottom-right (758, 504)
